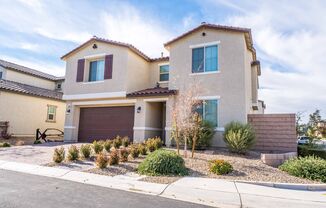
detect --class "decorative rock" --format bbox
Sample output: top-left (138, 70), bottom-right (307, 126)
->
top-left (261, 152), bottom-right (297, 167)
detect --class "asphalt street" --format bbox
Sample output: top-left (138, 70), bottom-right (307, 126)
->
top-left (0, 169), bottom-right (211, 208)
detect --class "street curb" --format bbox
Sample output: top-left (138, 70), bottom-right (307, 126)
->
top-left (0, 160), bottom-right (167, 196)
top-left (235, 180), bottom-right (326, 191)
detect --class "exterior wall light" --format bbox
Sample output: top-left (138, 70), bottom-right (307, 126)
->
top-left (137, 106), bottom-right (141, 113)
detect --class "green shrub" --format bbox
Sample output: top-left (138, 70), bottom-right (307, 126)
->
top-left (109, 149), bottom-right (119, 165)
top-left (80, 144), bottom-right (92, 159)
top-left (279, 156), bottom-right (326, 182)
top-left (138, 149), bottom-right (188, 176)
top-left (92, 140), bottom-right (104, 154)
top-left (53, 147), bottom-right (65, 163)
top-left (95, 153), bottom-right (108, 169)
top-left (209, 159), bottom-right (233, 175)
top-left (188, 121), bottom-right (215, 150)
top-left (0, 142), bottom-right (11, 147)
top-left (33, 140), bottom-right (42, 145)
top-left (145, 137), bottom-right (162, 152)
top-left (223, 121), bottom-right (255, 154)
top-left (121, 136), bottom-right (130, 147)
top-left (113, 136), bottom-right (122, 148)
top-left (298, 145), bottom-right (326, 159)
top-left (67, 145), bottom-right (79, 161)
top-left (129, 144), bottom-right (140, 158)
top-left (104, 140), bottom-right (113, 152)
top-left (138, 143), bottom-right (147, 155)
top-left (119, 147), bottom-right (129, 162)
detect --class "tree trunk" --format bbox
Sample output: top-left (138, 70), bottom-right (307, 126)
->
top-left (191, 133), bottom-right (197, 158)
top-left (176, 128), bottom-right (180, 155)
top-left (183, 134), bottom-right (187, 158)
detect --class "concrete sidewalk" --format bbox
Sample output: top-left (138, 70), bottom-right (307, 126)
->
top-left (0, 160), bottom-right (325, 208)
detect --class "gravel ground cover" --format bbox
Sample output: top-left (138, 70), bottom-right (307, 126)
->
top-left (140, 149), bottom-right (319, 184)
top-left (46, 147), bottom-right (319, 184)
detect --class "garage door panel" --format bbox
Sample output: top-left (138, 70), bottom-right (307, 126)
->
top-left (78, 106), bottom-right (134, 143)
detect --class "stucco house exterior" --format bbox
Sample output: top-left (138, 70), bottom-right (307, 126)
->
top-left (0, 59), bottom-right (65, 138)
top-left (62, 23), bottom-right (264, 147)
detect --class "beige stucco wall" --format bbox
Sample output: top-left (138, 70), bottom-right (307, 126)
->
top-left (63, 40), bottom-right (130, 96)
top-left (5, 69), bottom-right (56, 90)
top-left (165, 28), bottom-right (257, 147)
top-left (126, 51), bottom-right (151, 93)
top-left (244, 48), bottom-right (254, 114)
top-left (149, 61), bottom-right (170, 88)
top-left (168, 28), bottom-right (248, 125)
top-left (251, 65), bottom-right (258, 104)
top-left (0, 91), bottom-right (65, 136)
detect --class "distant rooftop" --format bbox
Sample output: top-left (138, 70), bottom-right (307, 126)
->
top-left (0, 79), bottom-right (63, 100)
top-left (0, 59), bottom-right (64, 81)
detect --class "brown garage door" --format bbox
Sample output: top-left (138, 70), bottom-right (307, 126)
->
top-left (78, 106), bottom-right (134, 143)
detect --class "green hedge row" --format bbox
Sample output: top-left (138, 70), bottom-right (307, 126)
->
top-left (298, 145), bottom-right (326, 159)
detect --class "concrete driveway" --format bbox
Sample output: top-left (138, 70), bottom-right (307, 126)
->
top-left (0, 142), bottom-right (77, 165)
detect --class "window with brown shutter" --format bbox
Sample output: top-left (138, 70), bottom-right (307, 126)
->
top-left (76, 59), bottom-right (85, 82)
top-left (104, 54), bottom-right (113, 79)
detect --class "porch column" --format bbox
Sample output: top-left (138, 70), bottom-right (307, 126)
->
top-left (133, 99), bottom-right (147, 143)
top-left (63, 102), bottom-right (80, 143)
top-left (165, 97), bottom-right (174, 147)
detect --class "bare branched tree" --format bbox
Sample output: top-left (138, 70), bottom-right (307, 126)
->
top-left (171, 80), bottom-right (202, 158)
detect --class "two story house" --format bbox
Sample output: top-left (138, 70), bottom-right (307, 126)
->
top-left (62, 23), bottom-right (264, 147)
top-left (0, 59), bottom-right (65, 138)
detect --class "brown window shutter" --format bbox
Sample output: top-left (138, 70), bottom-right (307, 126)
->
top-left (76, 59), bottom-right (85, 82)
top-left (104, 54), bottom-right (113, 79)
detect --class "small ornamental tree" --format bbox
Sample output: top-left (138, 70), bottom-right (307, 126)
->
top-left (171, 79), bottom-right (202, 158)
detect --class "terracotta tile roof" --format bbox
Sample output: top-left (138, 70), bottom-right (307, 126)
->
top-left (127, 87), bottom-right (177, 97)
top-left (149, 56), bottom-right (169, 62)
top-left (164, 23), bottom-right (256, 60)
top-left (0, 59), bottom-right (64, 81)
top-left (61, 36), bottom-right (151, 61)
top-left (0, 79), bottom-right (63, 100)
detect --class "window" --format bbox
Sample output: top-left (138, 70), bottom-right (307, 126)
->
top-left (56, 83), bottom-right (62, 90)
top-left (89, 60), bottom-right (104, 82)
top-left (0, 71), bottom-right (2, 79)
top-left (159, 65), bottom-right (169, 81)
top-left (192, 45), bottom-right (218, 73)
top-left (47, 105), bottom-right (57, 122)
top-left (195, 100), bottom-right (218, 127)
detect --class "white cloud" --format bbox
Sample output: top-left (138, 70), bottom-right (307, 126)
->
top-left (0, 54), bottom-right (64, 76)
top-left (0, 0), bottom-right (93, 43)
top-left (19, 42), bottom-right (40, 52)
top-left (100, 3), bottom-right (173, 57)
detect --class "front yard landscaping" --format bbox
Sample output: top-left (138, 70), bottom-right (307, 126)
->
top-left (45, 139), bottom-right (321, 184)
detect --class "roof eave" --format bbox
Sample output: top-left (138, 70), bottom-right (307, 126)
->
top-left (61, 37), bottom-right (151, 61)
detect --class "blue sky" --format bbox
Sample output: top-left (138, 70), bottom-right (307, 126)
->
top-left (1, 0), bottom-right (326, 120)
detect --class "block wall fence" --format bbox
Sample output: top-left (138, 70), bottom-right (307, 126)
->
top-left (248, 114), bottom-right (297, 152)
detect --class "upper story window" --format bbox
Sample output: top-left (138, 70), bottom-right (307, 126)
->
top-left (159, 65), bottom-right (169, 82)
top-left (0, 71), bottom-right (2, 79)
top-left (192, 45), bottom-right (218, 73)
top-left (46, 105), bottom-right (57, 122)
top-left (195, 99), bottom-right (218, 127)
top-left (89, 60), bottom-right (105, 82)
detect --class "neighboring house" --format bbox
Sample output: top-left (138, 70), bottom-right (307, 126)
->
top-left (62, 23), bottom-right (264, 147)
top-left (0, 59), bottom-right (65, 138)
